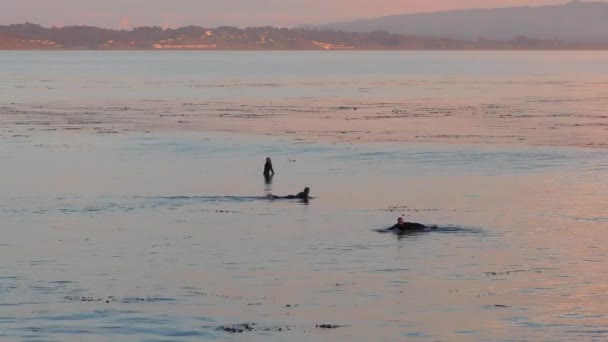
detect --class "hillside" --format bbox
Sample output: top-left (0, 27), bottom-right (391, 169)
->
top-left (316, 1), bottom-right (608, 43)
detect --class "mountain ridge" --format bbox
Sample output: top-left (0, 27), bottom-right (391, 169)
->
top-left (314, 1), bottom-right (608, 43)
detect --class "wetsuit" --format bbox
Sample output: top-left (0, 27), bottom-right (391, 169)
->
top-left (263, 161), bottom-right (274, 177)
top-left (389, 222), bottom-right (427, 231)
top-left (270, 191), bottom-right (309, 200)
top-left (285, 191), bottom-right (308, 200)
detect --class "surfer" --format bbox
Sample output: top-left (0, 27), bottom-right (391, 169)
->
top-left (268, 187), bottom-right (310, 201)
top-left (387, 217), bottom-right (429, 231)
top-left (263, 157), bottom-right (275, 178)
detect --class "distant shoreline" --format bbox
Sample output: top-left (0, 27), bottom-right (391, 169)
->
top-left (3, 23), bottom-right (606, 51)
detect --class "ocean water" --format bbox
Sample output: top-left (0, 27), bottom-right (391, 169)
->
top-left (1, 52), bottom-right (608, 341)
top-left (2, 51), bottom-right (608, 102)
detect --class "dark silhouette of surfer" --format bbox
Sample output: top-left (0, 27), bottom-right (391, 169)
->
top-left (387, 217), bottom-right (429, 231)
top-left (263, 157), bottom-right (275, 178)
top-left (268, 187), bottom-right (311, 201)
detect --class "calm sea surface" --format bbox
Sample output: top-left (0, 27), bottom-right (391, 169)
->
top-left (3, 51), bottom-right (608, 102)
top-left (1, 52), bottom-right (607, 341)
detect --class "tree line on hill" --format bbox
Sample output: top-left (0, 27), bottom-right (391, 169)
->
top-left (1, 23), bottom-right (604, 50)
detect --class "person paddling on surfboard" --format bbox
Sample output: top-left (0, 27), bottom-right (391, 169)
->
top-left (268, 187), bottom-right (310, 201)
top-left (388, 217), bottom-right (428, 231)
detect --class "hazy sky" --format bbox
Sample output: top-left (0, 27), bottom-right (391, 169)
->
top-left (1, 0), bottom-right (599, 28)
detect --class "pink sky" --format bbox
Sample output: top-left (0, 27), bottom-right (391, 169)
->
top-left (3, 0), bottom-right (602, 28)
